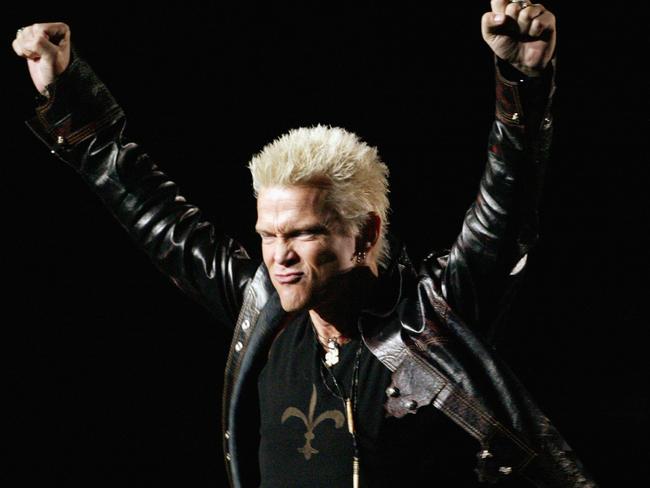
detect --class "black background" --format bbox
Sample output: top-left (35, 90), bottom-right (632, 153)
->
top-left (4, 2), bottom-right (647, 486)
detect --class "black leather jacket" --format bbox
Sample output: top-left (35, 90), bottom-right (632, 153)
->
top-left (25, 45), bottom-right (596, 487)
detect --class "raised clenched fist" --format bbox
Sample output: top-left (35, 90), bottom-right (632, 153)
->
top-left (481, 1), bottom-right (557, 77)
top-left (12, 22), bottom-right (72, 98)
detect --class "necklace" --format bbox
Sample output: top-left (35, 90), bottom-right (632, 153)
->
top-left (312, 326), bottom-right (348, 367)
top-left (311, 319), bottom-right (363, 488)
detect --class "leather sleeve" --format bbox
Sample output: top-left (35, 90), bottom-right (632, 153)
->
top-left (24, 43), bottom-right (259, 331)
top-left (423, 55), bottom-right (556, 342)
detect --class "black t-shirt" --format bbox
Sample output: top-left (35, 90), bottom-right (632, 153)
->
top-left (257, 310), bottom-right (485, 488)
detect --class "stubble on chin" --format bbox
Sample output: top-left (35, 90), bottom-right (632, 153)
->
top-left (277, 279), bottom-right (326, 313)
top-left (276, 284), bottom-right (310, 312)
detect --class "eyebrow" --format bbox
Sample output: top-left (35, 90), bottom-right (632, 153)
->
top-left (255, 223), bottom-right (329, 237)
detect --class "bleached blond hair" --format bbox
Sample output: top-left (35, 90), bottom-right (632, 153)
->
top-left (248, 124), bottom-right (391, 268)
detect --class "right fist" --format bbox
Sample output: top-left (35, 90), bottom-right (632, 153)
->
top-left (12, 22), bottom-right (71, 98)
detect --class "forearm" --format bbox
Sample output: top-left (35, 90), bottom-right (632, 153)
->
top-left (24, 45), bottom-right (256, 329)
top-left (436, 55), bottom-right (556, 337)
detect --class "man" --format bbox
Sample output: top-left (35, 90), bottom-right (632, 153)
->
top-left (13, 1), bottom-right (597, 486)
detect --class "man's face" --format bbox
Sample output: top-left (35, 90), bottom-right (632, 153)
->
top-left (255, 185), bottom-right (357, 312)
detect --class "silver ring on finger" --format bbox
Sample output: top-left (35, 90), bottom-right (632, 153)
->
top-left (510, 0), bottom-right (531, 8)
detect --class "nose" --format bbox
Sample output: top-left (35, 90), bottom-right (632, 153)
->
top-left (273, 238), bottom-right (298, 266)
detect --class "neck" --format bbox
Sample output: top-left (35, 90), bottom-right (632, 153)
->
top-left (309, 309), bottom-right (355, 346)
top-left (309, 265), bottom-right (378, 344)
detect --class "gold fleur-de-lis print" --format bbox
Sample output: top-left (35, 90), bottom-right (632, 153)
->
top-left (281, 384), bottom-right (345, 460)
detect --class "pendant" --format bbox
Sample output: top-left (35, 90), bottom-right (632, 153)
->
top-left (324, 338), bottom-right (340, 367)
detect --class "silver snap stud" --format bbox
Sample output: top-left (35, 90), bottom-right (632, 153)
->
top-left (479, 450), bottom-right (493, 459)
top-left (403, 399), bottom-right (418, 410)
top-left (385, 386), bottom-right (400, 397)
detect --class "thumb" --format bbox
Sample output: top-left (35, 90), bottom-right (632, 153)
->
top-left (38, 37), bottom-right (59, 60)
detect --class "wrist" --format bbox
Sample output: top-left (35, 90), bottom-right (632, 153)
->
top-left (496, 56), bottom-right (549, 82)
top-left (494, 55), bottom-right (556, 131)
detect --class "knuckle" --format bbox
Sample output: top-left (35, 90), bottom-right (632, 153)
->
top-left (523, 6), bottom-right (542, 20)
top-left (505, 4), bottom-right (519, 16)
top-left (539, 11), bottom-right (553, 25)
top-left (530, 19), bottom-right (541, 34)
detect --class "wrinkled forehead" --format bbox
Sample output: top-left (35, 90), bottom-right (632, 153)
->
top-left (255, 184), bottom-right (346, 232)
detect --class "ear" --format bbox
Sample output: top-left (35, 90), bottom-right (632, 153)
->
top-left (355, 212), bottom-right (381, 254)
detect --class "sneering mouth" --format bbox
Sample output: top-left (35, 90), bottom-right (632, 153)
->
top-left (274, 272), bottom-right (304, 284)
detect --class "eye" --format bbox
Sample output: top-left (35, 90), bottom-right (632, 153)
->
top-left (297, 230), bottom-right (316, 240)
top-left (258, 233), bottom-right (276, 244)
top-left (293, 226), bottom-right (327, 240)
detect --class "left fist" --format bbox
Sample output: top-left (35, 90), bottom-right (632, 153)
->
top-left (481, 0), bottom-right (557, 77)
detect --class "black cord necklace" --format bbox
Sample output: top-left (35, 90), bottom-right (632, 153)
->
top-left (311, 320), bottom-right (363, 488)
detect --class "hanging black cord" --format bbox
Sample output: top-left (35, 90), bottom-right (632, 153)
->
top-left (312, 321), bottom-right (363, 486)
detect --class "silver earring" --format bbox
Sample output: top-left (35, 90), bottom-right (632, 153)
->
top-left (354, 250), bottom-right (367, 264)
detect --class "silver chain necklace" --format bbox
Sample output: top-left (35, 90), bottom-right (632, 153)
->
top-left (312, 325), bottom-right (347, 367)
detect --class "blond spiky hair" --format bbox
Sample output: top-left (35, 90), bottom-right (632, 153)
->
top-left (248, 124), bottom-right (391, 268)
